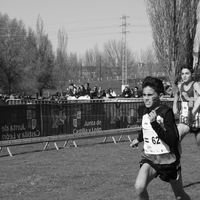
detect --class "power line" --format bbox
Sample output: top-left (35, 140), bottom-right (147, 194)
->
top-left (65, 25), bottom-right (119, 32)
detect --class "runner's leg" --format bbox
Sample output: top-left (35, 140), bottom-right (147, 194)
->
top-left (134, 163), bottom-right (157, 200)
top-left (170, 171), bottom-right (191, 200)
top-left (177, 123), bottom-right (190, 141)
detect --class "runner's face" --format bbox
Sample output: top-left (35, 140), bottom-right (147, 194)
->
top-left (181, 68), bottom-right (192, 83)
top-left (142, 86), bottom-right (160, 109)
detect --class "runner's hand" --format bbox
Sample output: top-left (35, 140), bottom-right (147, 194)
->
top-left (148, 110), bottom-right (157, 123)
top-left (130, 139), bottom-right (139, 149)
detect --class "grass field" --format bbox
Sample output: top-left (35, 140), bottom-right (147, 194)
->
top-left (0, 133), bottom-right (199, 200)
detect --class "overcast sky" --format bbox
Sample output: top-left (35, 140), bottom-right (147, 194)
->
top-left (0, 0), bottom-right (153, 55)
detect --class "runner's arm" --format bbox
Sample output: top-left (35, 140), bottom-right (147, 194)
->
top-left (194, 82), bottom-right (200, 97)
top-left (130, 129), bottom-right (143, 148)
top-left (151, 109), bottom-right (177, 147)
top-left (173, 84), bottom-right (180, 115)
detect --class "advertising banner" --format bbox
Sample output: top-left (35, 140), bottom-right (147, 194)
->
top-left (0, 105), bottom-right (41, 141)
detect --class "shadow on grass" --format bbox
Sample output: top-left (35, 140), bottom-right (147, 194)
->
top-left (184, 181), bottom-right (200, 188)
top-left (0, 138), bottom-right (131, 157)
top-left (0, 146), bottom-right (58, 157)
top-left (74, 138), bottom-right (130, 148)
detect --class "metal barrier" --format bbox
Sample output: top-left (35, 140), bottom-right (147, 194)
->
top-left (5, 98), bottom-right (104, 105)
top-left (5, 96), bottom-right (174, 105)
top-left (0, 98), bottom-right (174, 156)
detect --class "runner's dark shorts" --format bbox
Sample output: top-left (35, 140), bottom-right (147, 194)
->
top-left (140, 158), bottom-right (181, 182)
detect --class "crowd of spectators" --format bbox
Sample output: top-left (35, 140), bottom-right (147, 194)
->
top-left (64, 82), bottom-right (143, 99)
top-left (63, 80), bottom-right (172, 99)
top-left (0, 80), bottom-right (173, 104)
top-left (0, 93), bottom-right (35, 105)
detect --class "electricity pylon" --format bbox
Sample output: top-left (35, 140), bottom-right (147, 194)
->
top-left (121, 14), bottom-right (129, 91)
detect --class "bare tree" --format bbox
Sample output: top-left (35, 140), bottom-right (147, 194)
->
top-left (82, 44), bottom-right (102, 80)
top-left (103, 39), bottom-right (122, 78)
top-left (103, 39), bottom-right (135, 79)
top-left (54, 27), bottom-right (68, 92)
top-left (0, 14), bottom-right (27, 94)
top-left (139, 47), bottom-right (158, 77)
top-left (67, 52), bottom-right (81, 82)
top-left (29, 15), bottom-right (55, 96)
top-left (145, 0), bottom-right (200, 84)
top-left (19, 27), bottom-right (38, 94)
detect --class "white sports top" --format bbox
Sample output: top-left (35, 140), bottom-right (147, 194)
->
top-left (142, 113), bottom-right (170, 155)
top-left (181, 101), bottom-right (189, 117)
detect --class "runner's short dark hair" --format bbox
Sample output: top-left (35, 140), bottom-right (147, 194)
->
top-left (142, 76), bottom-right (165, 95)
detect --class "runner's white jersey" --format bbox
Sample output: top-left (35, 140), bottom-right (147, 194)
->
top-left (142, 113), bottom-right (170, 154)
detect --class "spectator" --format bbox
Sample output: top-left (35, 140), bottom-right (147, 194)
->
top-left (80, 85), bottom-right (86, 96)
top-left (0, 94), bottom-right (6, 105)
top-left (132, 86), bottom-right (141, 98)
top-left (68, 83), bottom-right (75, 97)
top-left (97, 86), bottom-right (106, 98)
top-left (121, 86), bottom-right (132, 98)
top-left (74, 85), bottom-right (86, 98)
top-left (90, 86), bottom-right (98, 99)
top-left (165, 84), bottom-right (173, 97)
top-left (54, 91), bottom-right (65, 102)
top-left (9, 94), bottom-right (15, 99)
top-left (84, 82), bottom-right (91, 96)
top-left (102, 90), bottom-right (106, 97)
top-left (106, 88), bottom-right (117, 98)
